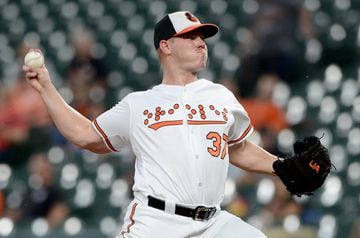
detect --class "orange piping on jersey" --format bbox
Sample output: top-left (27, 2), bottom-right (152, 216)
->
top-left (188, 120), bottom-right (227, 125)
top-left (93, 119), bottom-right (118, 152)
top-left (121, 203), bottom-right (138, 237)
top-left (148, 120), bottom-right (184, 130)
top-left (228, 124), bottom-right (253, 145)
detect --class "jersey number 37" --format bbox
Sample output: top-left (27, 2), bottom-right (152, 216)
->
top-left (207, 132), bottom-right (228, 160)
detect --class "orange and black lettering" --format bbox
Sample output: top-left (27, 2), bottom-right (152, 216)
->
top-left (309, 160), bottom-right (320, 173)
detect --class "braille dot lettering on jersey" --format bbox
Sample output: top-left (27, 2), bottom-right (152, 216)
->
top-left (143, 104), bottom-right (229, 130)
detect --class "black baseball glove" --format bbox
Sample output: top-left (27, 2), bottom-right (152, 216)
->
top-left (273, 136), bottom-right (332, 196)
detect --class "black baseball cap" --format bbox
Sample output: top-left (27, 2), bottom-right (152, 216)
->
top-left (154, 11), bottom-right (219, 49)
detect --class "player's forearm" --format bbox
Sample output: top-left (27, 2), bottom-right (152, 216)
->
top-left (39, 82), bottom-right (95, 149)
top-left (229, 140), bottom-right (277, 175)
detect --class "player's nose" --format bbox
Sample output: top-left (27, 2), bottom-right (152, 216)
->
top-left (195, 37), bottom-right (206, 49)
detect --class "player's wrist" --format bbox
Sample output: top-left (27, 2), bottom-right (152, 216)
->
top-left (38, 80), bottom-right (56, 96)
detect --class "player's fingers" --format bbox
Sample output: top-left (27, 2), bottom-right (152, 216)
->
top-left (22, 64), bottom-right (47, 74)
top-left (23, 66), bottom-right (37, 79)
top-left (25, 71), bottom-right (38, 80)
top-left (22, 64), bottom-right (32, 72)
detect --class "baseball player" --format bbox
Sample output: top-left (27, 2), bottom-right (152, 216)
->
top-left (23, 11), bottom-right (279, 238)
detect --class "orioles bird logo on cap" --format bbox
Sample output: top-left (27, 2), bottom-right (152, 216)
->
top-left (185, 12), bottom-right (199, 22)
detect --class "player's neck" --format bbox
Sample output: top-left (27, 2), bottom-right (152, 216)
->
top-left (162, 68), bottom-right (198, 86)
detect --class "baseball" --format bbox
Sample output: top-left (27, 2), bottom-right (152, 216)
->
top-left (24, 50), bottom-right (44, 68)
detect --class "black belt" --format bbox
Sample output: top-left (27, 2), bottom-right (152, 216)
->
top-left (147, 196), bottom-right (217, 221)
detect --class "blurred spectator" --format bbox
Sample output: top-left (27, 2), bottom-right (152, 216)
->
top-left (0, 83), bottom-right (29, 164)
top-left (261, 178), bottom-right (302, 225)
top-left (226, 195), bottom-right (250, 218)
top-left (240, 73), bottom-right (288, 131)
top-left (68, 27), bottom-right (109, 87)
top-left (9, 153), bottom-right (69, 229)
top-left (221, 74), bottom-right (288, 154)
top-left (235, 0), bottom-right (316, 97)
top-left (241, 74), bottom-right (288, 154)
top-left (226, 170), bottom-right (261, 219)
top-left (259, 178), bottom-right (316, 238)
top-left (65, 27), bottom-right (109, 118)
top-left (7, 74), bottom-right (51, 129)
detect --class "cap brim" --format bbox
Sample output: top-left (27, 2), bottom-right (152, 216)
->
top-left (173, 24), bottom-right (219, 39)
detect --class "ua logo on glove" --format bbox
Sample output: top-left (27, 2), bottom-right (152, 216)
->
top-left (309, 160), bottom-right (320, 173)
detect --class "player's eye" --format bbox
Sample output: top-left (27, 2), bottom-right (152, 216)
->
top-left (185, 34), bottom-right (205, 40)
top-left (180, 32), bottom-right (205, 40)
top-left (188, 35), bottom-right (197, 40)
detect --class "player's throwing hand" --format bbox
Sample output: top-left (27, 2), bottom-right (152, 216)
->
top-left (22, 49), bottom-right (52, 93)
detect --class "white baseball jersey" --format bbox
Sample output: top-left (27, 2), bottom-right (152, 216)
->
top-left (93, 79), bottom-right (253, 207)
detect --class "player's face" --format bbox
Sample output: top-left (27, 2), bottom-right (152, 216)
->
top-left (169, 31), bottom-right (208, 73)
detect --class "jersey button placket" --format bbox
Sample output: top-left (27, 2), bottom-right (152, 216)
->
top-left (183, 89), bottom-right (203, 200)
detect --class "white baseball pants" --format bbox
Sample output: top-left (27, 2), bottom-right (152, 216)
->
top-left (117, 200), bottom-right (267, 238)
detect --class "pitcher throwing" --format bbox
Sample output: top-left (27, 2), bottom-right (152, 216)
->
top-left (23, 11), bottom-right (330, 238)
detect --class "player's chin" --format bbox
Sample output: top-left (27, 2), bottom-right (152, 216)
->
top-left (197, 58), bottom-right (207, 69)
top-left (187, 58), bottom-right (207, 72)
top-left (192, 64), bottom-right (206, 73)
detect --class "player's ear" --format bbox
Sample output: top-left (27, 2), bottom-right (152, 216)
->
top-left (159, 40), bottom-right (171, 55)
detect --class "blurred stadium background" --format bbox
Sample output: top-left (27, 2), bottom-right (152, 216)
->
top-left (0, 0), bottom-right (359, 237)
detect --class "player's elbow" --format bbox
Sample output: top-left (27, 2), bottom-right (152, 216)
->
top-left (75, 140), bottom-right (111, 154)
top-left (73, 133), bottom-right (111, 154)
top-left (75, 142), bottom-right (111, 154)
top-left (88, 147), bottom-right (111, 154)
top-left (229, 141), bottom-right (259, 171)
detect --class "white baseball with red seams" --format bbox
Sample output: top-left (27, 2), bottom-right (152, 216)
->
top-left (92, 79), bottom-right (267, 237)
top-left (24, 50), bottom-right (44, 68)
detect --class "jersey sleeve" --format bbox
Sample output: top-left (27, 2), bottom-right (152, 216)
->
top-left (92, 96), bottom-right (131, 152)
top-left (227, 95), bottom-right (253, 146)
